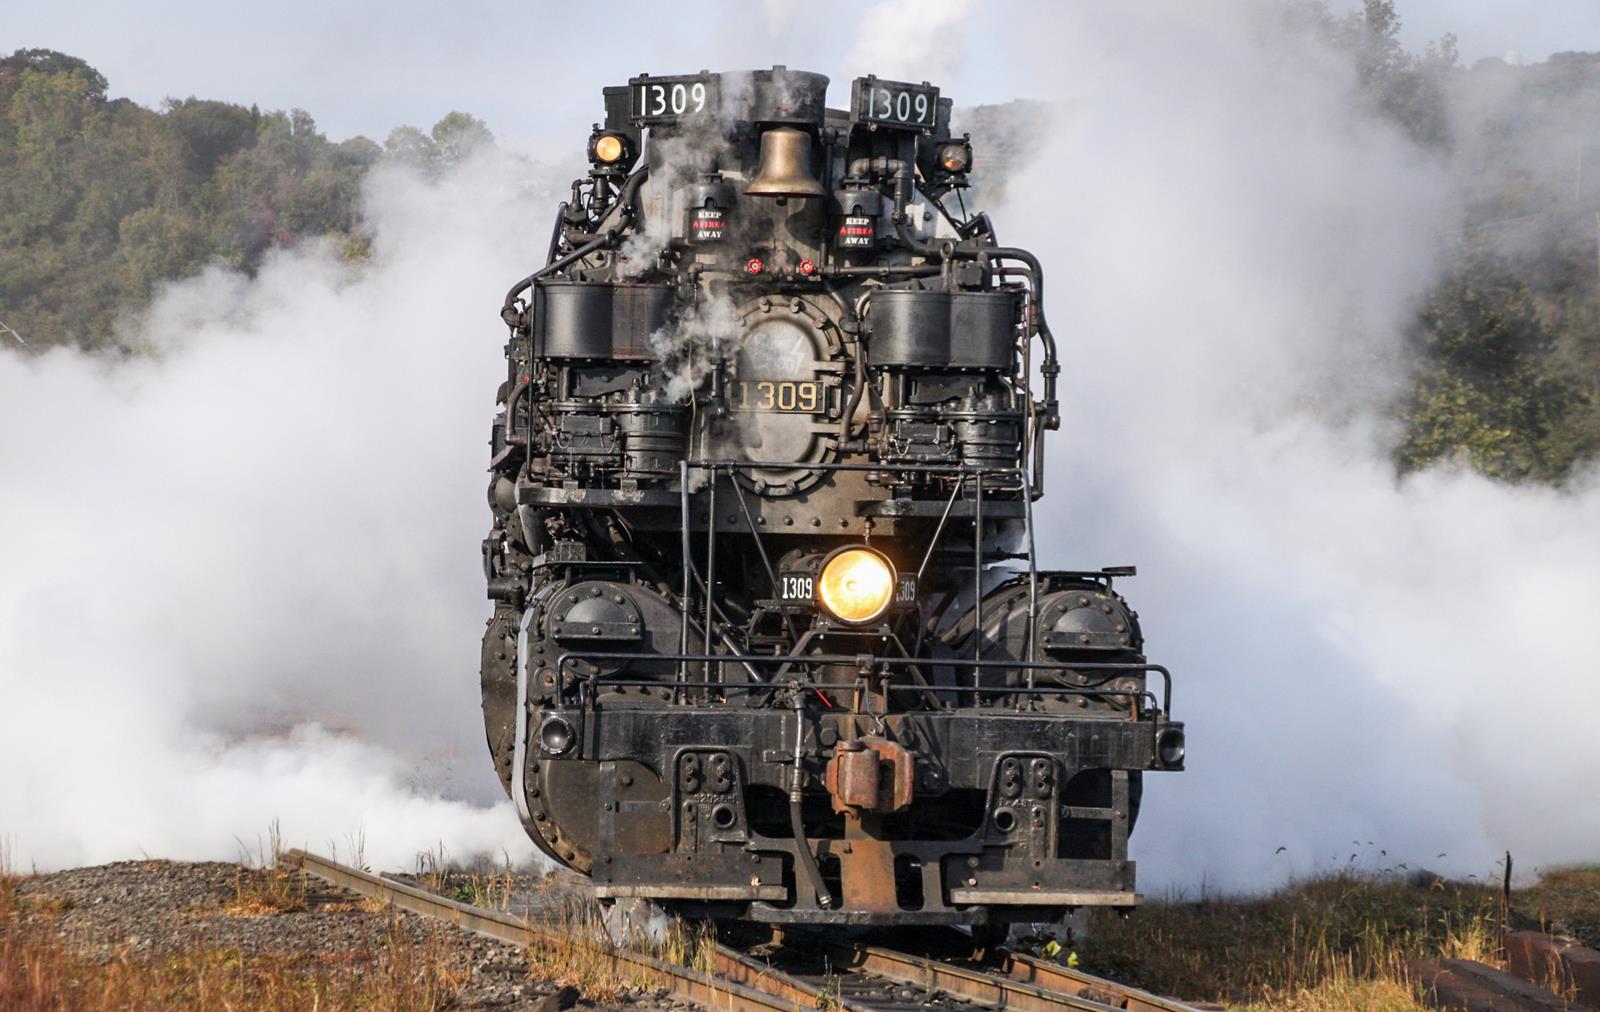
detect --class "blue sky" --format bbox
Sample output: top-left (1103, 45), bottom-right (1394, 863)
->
top-left (7, 1), bottom-right (1599, 153)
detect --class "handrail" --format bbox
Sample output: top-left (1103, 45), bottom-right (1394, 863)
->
top-left (556, 650), bottom-right (1173, 716)
top-left (684, 457), bottom-right (1024, 476)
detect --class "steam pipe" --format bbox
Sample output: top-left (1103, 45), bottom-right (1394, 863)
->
top-left (980, 247), bottom-right (1061, 430)
top-left (704, 470), bottom-right (717, 684)
top-left (544, 200), bottom-right (569, 265)
top-left (502, 376), bottom-right (531, 446)
top-left (973, 472), bottom-right (984, 672)
top-left (501, 166), bottom-right (650, 324)
top-left (846, 156), bottom-right (944, 261)
top-left (820, 281), bottom-right (872, 446)
top-left (821, 264), bottom-right (941, 278)
top-left (678, 459), bottom-right (691, 693)
top-left (840, 163), bottom-right (1059, 432)
top-left (789, 691), bottom-right (834, 909)
top-left (1022, 464), bottom-right (1039, 671)
top-left (841, 336), bottom-right (869, 444)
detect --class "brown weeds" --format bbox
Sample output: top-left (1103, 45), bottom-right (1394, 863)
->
top-left (0, 866), bottom-right (473, 1011)
top-left (222, 866), bottom-right (307, 917)
top-left (1078, 870), bottom-right (1508, 1011)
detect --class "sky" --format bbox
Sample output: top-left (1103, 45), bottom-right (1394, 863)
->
top-left (6, 1), bottom-right (1599, 152)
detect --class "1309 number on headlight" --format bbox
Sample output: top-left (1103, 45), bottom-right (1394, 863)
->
top-left (779, 575), bottom-right (814, 601)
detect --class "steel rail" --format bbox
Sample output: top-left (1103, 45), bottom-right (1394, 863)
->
top-left (778, 930), bottom-right (1127, 1012)
top-left (284, 849), bottom-right (1201, 1012)
top-left (987, 948), bottom-right (1204, 1012)
top-left (282, 849), bottom-right (815, 1011)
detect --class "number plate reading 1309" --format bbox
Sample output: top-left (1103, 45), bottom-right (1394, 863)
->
top-left (851, 76), bottom-right (939, 130)
top-left (730, 380), bottom-right (822, 413)
top-left (779, 575), bottom-right (814, 601)
top-left (629, 74), bottom-right (717, 124)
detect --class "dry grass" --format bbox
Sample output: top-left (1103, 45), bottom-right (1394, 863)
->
top-left (515, 890), bottom-right (718, 1002)
top-left (0, 865), bottom-right (473, 1011)
top-left (1078, 869), bottom-right (1511, 1011)
top-left (413, 846), bottom-right (522, 913)
top-left (1518, 866), bottom-right (1600, 947)
top-left (223, 866), bottom-right (309, 917)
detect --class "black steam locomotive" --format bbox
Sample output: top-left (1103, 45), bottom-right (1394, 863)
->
top-left (482, 68), bottom-right (1184, 931)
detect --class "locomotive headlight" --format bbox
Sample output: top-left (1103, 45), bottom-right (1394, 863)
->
top-left (591, 133), bottom-right (627, 164)
top-left (937, 141), bottom-right (971, 173)
top-left (818, 547), bottom-right (896, 624)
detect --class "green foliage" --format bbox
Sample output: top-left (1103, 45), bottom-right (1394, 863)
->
top-left (0, 49), bottom-right (474, 351)
top-left (1293, 0), bottom-right (1458, 149)
top-left (1397, 254), bottom-right (1598, 481)
top-left (383, 111), bottom-right (492, 176)
top-left (1297, 3), bottom-right (1600, 484)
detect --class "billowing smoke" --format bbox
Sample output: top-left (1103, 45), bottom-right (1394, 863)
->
top-left (843, 0), bottom-right (976, 84)
top-left (650, 294), bottom-right (745, 403)
top-left (0, 150), bottom-right (557, 871)
top-left (991, 4), bottom-right (1600, 889)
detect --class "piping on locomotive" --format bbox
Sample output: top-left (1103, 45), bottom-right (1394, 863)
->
top-left (482, 68), bottom-right (1185, 929)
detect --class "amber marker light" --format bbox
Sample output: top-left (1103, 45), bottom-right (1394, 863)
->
top-left (818, 547), bottom-right (896, 624)
top-left (593, 134), bottom-right (626, 163)
top-left (938, 142), bottom-right (971, 173)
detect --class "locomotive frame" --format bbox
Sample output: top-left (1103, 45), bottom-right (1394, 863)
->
top-left (481, 67), bottom-right (1185, 930)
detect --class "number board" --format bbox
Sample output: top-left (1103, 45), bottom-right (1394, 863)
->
top-left (729, 379), bottom-right (824, 414)
top-left (629, 74), bottom-right (719, 124)
top-left (851, 76), bottom-right (939, 130)
top-left (778, 573), bottom-right (814, 602)
top-left (895, 574), bottom-right (917, 605)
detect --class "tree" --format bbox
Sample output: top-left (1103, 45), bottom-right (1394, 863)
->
top-left (0, 50), bottom-right (378, 351)
top-left (1398, 254), bottom-right (1597, 482)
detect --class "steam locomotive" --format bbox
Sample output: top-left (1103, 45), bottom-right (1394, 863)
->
top-left (482, 68), bottom-right (1184, 931)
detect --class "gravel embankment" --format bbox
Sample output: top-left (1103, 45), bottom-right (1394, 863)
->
top-left (13, 860), bottom-right (688, 1010)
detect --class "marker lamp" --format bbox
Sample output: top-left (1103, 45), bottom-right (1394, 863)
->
top-left (1157, 728), bottom-right (1186, 767)
top-left (938, 142), bottom-right (971, 173)
top-left (818, 548), bottom-right (896, 624)
top-left (593, 134), bottom-right (626, 164)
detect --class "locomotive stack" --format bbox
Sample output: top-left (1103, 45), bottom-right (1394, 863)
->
top-left (481, 67), bottom-right (1185, 933)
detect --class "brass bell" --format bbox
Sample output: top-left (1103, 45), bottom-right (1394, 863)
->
top-left (744, 126), bottom-right (828, 200)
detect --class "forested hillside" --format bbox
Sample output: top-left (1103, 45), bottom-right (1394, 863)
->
top-left (0, 48), bottom-right (487, 353)
top-left (1349, 13), bottom-right (1600, 483)
top-left (4, 0), bottom-right (1599, 484)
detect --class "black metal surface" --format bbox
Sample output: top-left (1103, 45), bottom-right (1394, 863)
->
top-left (479, 66), bottom-right (1185, 931)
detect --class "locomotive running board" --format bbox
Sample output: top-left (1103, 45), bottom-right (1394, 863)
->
top-left (592, 883), bottom-right (789, 901)
top-left (948, 889), bottom-right (1140, 906)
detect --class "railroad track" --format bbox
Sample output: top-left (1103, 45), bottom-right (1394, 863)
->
top-left (284, 849), bottom-right (1204, 1011)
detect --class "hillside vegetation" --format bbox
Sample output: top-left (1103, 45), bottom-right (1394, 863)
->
top-left (0, 48), bottom-right (486, 353)
top-left (3, 0), bottom-right (1599, 484)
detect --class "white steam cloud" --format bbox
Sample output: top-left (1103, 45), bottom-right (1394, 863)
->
top-left (0, 151), bottom-right (556, 871)
top-left (996, 4), bottom-right (1600, 889)
top-left (844, 0), bottom-right (976, 84)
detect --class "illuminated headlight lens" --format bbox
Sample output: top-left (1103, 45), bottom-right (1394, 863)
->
top-left (539, 715), bottom-right (576, 756)
top-left (593, 134), bottom-right (626, 163)
top-left (818, 548), bottom-right (896, 624)
top-left (938, 142), bottom-right (971, 173)
top-left (1157, 728), bottom-right (1186, 767)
